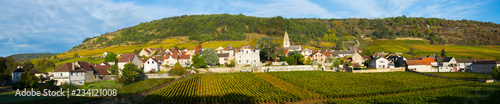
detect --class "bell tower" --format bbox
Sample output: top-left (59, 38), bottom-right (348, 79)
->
top-left (283, 31), bottom-right (290, 48)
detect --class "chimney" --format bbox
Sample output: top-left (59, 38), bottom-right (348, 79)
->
top-left (72, 62), bottom-right (75, 70)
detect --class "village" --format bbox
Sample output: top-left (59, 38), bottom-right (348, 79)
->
top-left (9, 32), bottom-right (500, 86)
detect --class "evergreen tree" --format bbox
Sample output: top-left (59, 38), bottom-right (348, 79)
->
top-left (117, 63), bottom-right (141, 85)
top-left (104, 52), bottom-right (118, 63)
top-left (202, 48), bottom-right (219, 66)
top-left (440, 49), bottom-right (446, 57)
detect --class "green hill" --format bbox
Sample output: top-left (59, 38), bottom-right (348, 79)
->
top-left (8, 53), bottom-right (59, 62)
top-left (71, 14), bottom-right (500, 52)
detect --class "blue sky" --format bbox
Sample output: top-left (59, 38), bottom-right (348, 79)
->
top-left (0, 0), bottom-right (499, 57)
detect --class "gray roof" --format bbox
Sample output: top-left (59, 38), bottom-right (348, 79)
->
top-left (436, 57), bottom-right (454, 62)
top-left (455, 59), bottom-right (476, 63)
top-left (283, 45), bottom-right (301, 50)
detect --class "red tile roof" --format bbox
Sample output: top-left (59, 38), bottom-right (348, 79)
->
top-left (118, 53), bottom-right (136, 62)
top-left (406, 60), bottom-right (430, 65)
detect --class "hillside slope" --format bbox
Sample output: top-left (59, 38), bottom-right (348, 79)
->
top-left (71, 14), bottom-right (500, 52)
top-left (8, 53), bottom-right (59, 62)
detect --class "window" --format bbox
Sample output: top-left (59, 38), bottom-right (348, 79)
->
top-left (147, 61), bottom-right (149, 64)
top-left (253, 55), bottom-right (256, 58)
top-left (239, 60), bottom-right (241, 63)
top-left (246, 60), bottom-right (249, 63)
top-left (71, 73), bottom-right (73, 76)
top-left (254, 60), bottom-right (256, 63)
top-left (60, 73), bottom-right (62, 76)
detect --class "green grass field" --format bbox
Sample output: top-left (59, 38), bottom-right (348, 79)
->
top-left (360, 39), bottom-right (500, 59)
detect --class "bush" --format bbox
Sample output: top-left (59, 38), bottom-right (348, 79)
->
top-left (12, 71), bottom-right (39, 89)
top-left (117, 63), bottom-right (142, 85)
top-left (61, 83), bottom-right (79, 91)
top-left (492, 66), bottom-right (500, 80)
top-left (170, 62), bottom-right (187, 75)
top-left (45, 79), bottom-right (58, 90)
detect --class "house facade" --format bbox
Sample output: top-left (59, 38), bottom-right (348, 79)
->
top-left (117, 53), bottom-right (142, 69)
top-left (162, 55), bottom-right (178, 67)
top-left (217, 53), bottom-right (230, 65)
top-left (52, 62), bottom-right (96, 85)
top-left (235, 45), bottom-right (260, 66)
top-left (470, 61), bottom-right (499, 74)
top-left (11, 67), bottom-right (24, 83)
top-left (406, 60), bottom-right (433, 72)
top-left (309, 52), bottom-right (327, 64)
top-left (436, 57), bottom-right (458, 72)
top-left (369, 57), bottom-right (390, 69)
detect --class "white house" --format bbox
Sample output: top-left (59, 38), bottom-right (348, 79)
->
top-left (144, 58), bottom-right (161, 73)
top-left (117, 53), bottom-right (142, 75)
top-left (52, 62), bottom-right (95, 85)
top-left (406, 60), bottom-right (433, 72)
top-left (162, 55), bottom-right (178, 67)
top-left (30, 68), bottom-right (47, 81)
top-left (470, 61), bottom-right (499, 74)
top-left (118, 53), bottom-right (142, 69)
top-left (369, 57), bottom-right (390, 69)
top-left (103, 51), bottom-right (108, 57)
top-left (436, 57), bottom-right (458, 72)
top-left (11, 67), bottom-right (24, 83)
top-left (456, 59), bottom-right (476, 70)
top-left (351, 52), bottom-right (365, 65)
top-left (217, 53), bottom-right (230, 65)
top-left (178, 55), bottom-right (192, 67)
top-left (300, 48), bottom-right (313, 57)
top-left (235, 45), bottom-right (260, 66)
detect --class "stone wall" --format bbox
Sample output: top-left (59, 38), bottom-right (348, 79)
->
top-left (141, 73), bottom-right (177, 79)
top-left (260, 65), bottom-right (319, 72)
top-left (346, 67), bottom-right (405, 73)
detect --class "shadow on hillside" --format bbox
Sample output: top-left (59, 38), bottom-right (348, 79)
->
top-left (425, 84), bottom-right (500, 104)
top-left (141, 93), bottom-right (259, 104)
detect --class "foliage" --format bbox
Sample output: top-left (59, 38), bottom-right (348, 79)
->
top-left (191, 54), bottom-right (206, 68)
top-left (492, 66), bottom-right (500, 80)
top-left (440, 49), bottom-right (446, 57)
top-left (117, 63), bottom-right (142, 85)
top-left (304, 58), bottom-right (312, 65)
top-left (227, 60), bottom-right (236, 67)
top-left (7, 53), bottom-right (58, 62)
top-left (169, 62), bottom-right (187, 75)
top-left (34, 59), bottom-right (55, 72)
top-left (44, 79), bottom-right (58, 90)
top-left (408, 47), bottom-right (415, 55)
top-left (60, 83), bottom-right (79, 92)
top-left (0, 57), bottom-right (14, 83)
top-left (202, 48), bottom-right (219, 66)
top-left (142, 73), bottom-right (300, 103)
top-left (104, 52), bottom-right (117, 63)
top-left (73, 53), bottom-right (79, 58)
top-left (286, 53), bottom-right (304, 65)
top-left (107, 64), bottom-right (118, 75)
top-left (258, 37), bottom-right (283, 61)
top-left (133, 48), bottom-right (142, 55)
top-left (13, 71), bottom-right (39, 89)
top-left (21, 60), bottom-right (35, 71)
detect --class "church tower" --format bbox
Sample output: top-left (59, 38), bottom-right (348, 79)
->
top-left (283, 31), bottom-right (290, 48)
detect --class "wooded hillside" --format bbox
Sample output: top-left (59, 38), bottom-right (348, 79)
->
top-left (72, 14), bottom-right (500, 51)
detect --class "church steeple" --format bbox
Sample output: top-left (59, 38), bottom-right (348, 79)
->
top-left (283, 31), bottom-right (290, 48)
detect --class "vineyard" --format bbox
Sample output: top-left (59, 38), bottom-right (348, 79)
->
top-left (140, 71), bottom-right (498, 103)
top-left (268, 71), bottom-right (478, 98)
top-left (141, 73), bottom-right (300, 103)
